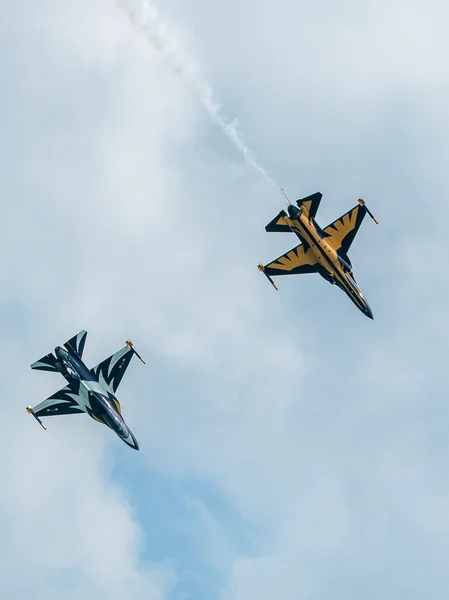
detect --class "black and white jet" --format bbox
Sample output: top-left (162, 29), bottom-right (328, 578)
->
top-left (26, 330), bottom-right (144, 450)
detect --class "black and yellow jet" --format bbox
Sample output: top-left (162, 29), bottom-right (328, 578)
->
top-left (258, 193), bottom-right (378, 319)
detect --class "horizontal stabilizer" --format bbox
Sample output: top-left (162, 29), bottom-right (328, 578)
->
top-left (296, 192), bottom-right (322, 219)
top-left (64, 330), bottom-right (87, 358)
top-left (31, 353), bottom-right (59, 372)
top-left (265, 210), bottom-right (291, 233)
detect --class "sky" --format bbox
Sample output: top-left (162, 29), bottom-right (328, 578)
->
top-left (1, 0), bottom-right (449, 598)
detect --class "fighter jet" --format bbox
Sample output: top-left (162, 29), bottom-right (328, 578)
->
top-left (258, 193), bottom-right (377, 319)
top-left (26, 330), bottom-right (144, 450)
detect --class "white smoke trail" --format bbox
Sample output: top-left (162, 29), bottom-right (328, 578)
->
top-left (118, 0), bottom-right (280, 190)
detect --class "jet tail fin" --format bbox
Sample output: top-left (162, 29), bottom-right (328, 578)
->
top-left (31, 353), bottom-right (59, 372)
top-left (64, 330), bottom-right (87, 358)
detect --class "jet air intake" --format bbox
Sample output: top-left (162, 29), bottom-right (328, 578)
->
top-left (337, 255), bottom-right (352, 273)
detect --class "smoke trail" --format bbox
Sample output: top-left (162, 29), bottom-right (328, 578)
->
top-left (118, 0), bottom-right (280, 190)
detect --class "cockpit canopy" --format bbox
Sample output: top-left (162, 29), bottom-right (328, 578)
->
top-left (99, 395), bottom-right (128, 437)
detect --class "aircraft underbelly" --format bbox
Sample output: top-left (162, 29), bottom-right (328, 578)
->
top-left (298, 223), bottom-right (367, 311)
top-left (77, 380), bottom-right (104, 412)
top-left (312, 242), bottom-right (337, 275)
top-left (76, 385), bottom-right (92, 411)
top-left (297, 222), bottom-right (337, 275)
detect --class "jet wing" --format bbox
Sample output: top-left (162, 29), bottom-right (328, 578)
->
top-left (323, 203), bottom-right (368, 254)
top-left (90, 345), bottom-right (135, 394)
top-left (30, 382), bottom-right (84, 418)
top-left (263, 242), bottom-right (319, 277)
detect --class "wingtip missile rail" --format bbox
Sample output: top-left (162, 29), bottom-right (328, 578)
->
top-left (126, 340), bottom-right (146, 364)
top-left (358, 198), bottom-right (378, 224)
top-left (257, 264), bottom-right (278, 291)
top-left (26, 406), bottom-right (47, 430)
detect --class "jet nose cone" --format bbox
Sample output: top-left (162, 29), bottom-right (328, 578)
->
top-left (122, 428), bottom-right (139, 451)
top-left (364, 305), bottom-right (374, 320)
top-left (129, 436), bottom-right (139, 451)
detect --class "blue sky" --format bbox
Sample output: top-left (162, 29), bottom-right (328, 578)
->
top-left (2, 0), bottom-right (449, 598)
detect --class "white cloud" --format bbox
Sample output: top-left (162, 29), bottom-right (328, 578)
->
top-left (131, 1), bottom-right (449, 598)
top-left (3, 0), bottom-right (449, 598)
top-left (0, 0), bottom-right (190, 596)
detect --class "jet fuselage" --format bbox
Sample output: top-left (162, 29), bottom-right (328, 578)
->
top-left (54, 346), bottom-right (139, 449)
top-left (286, 205), bottom-right (373, 319)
